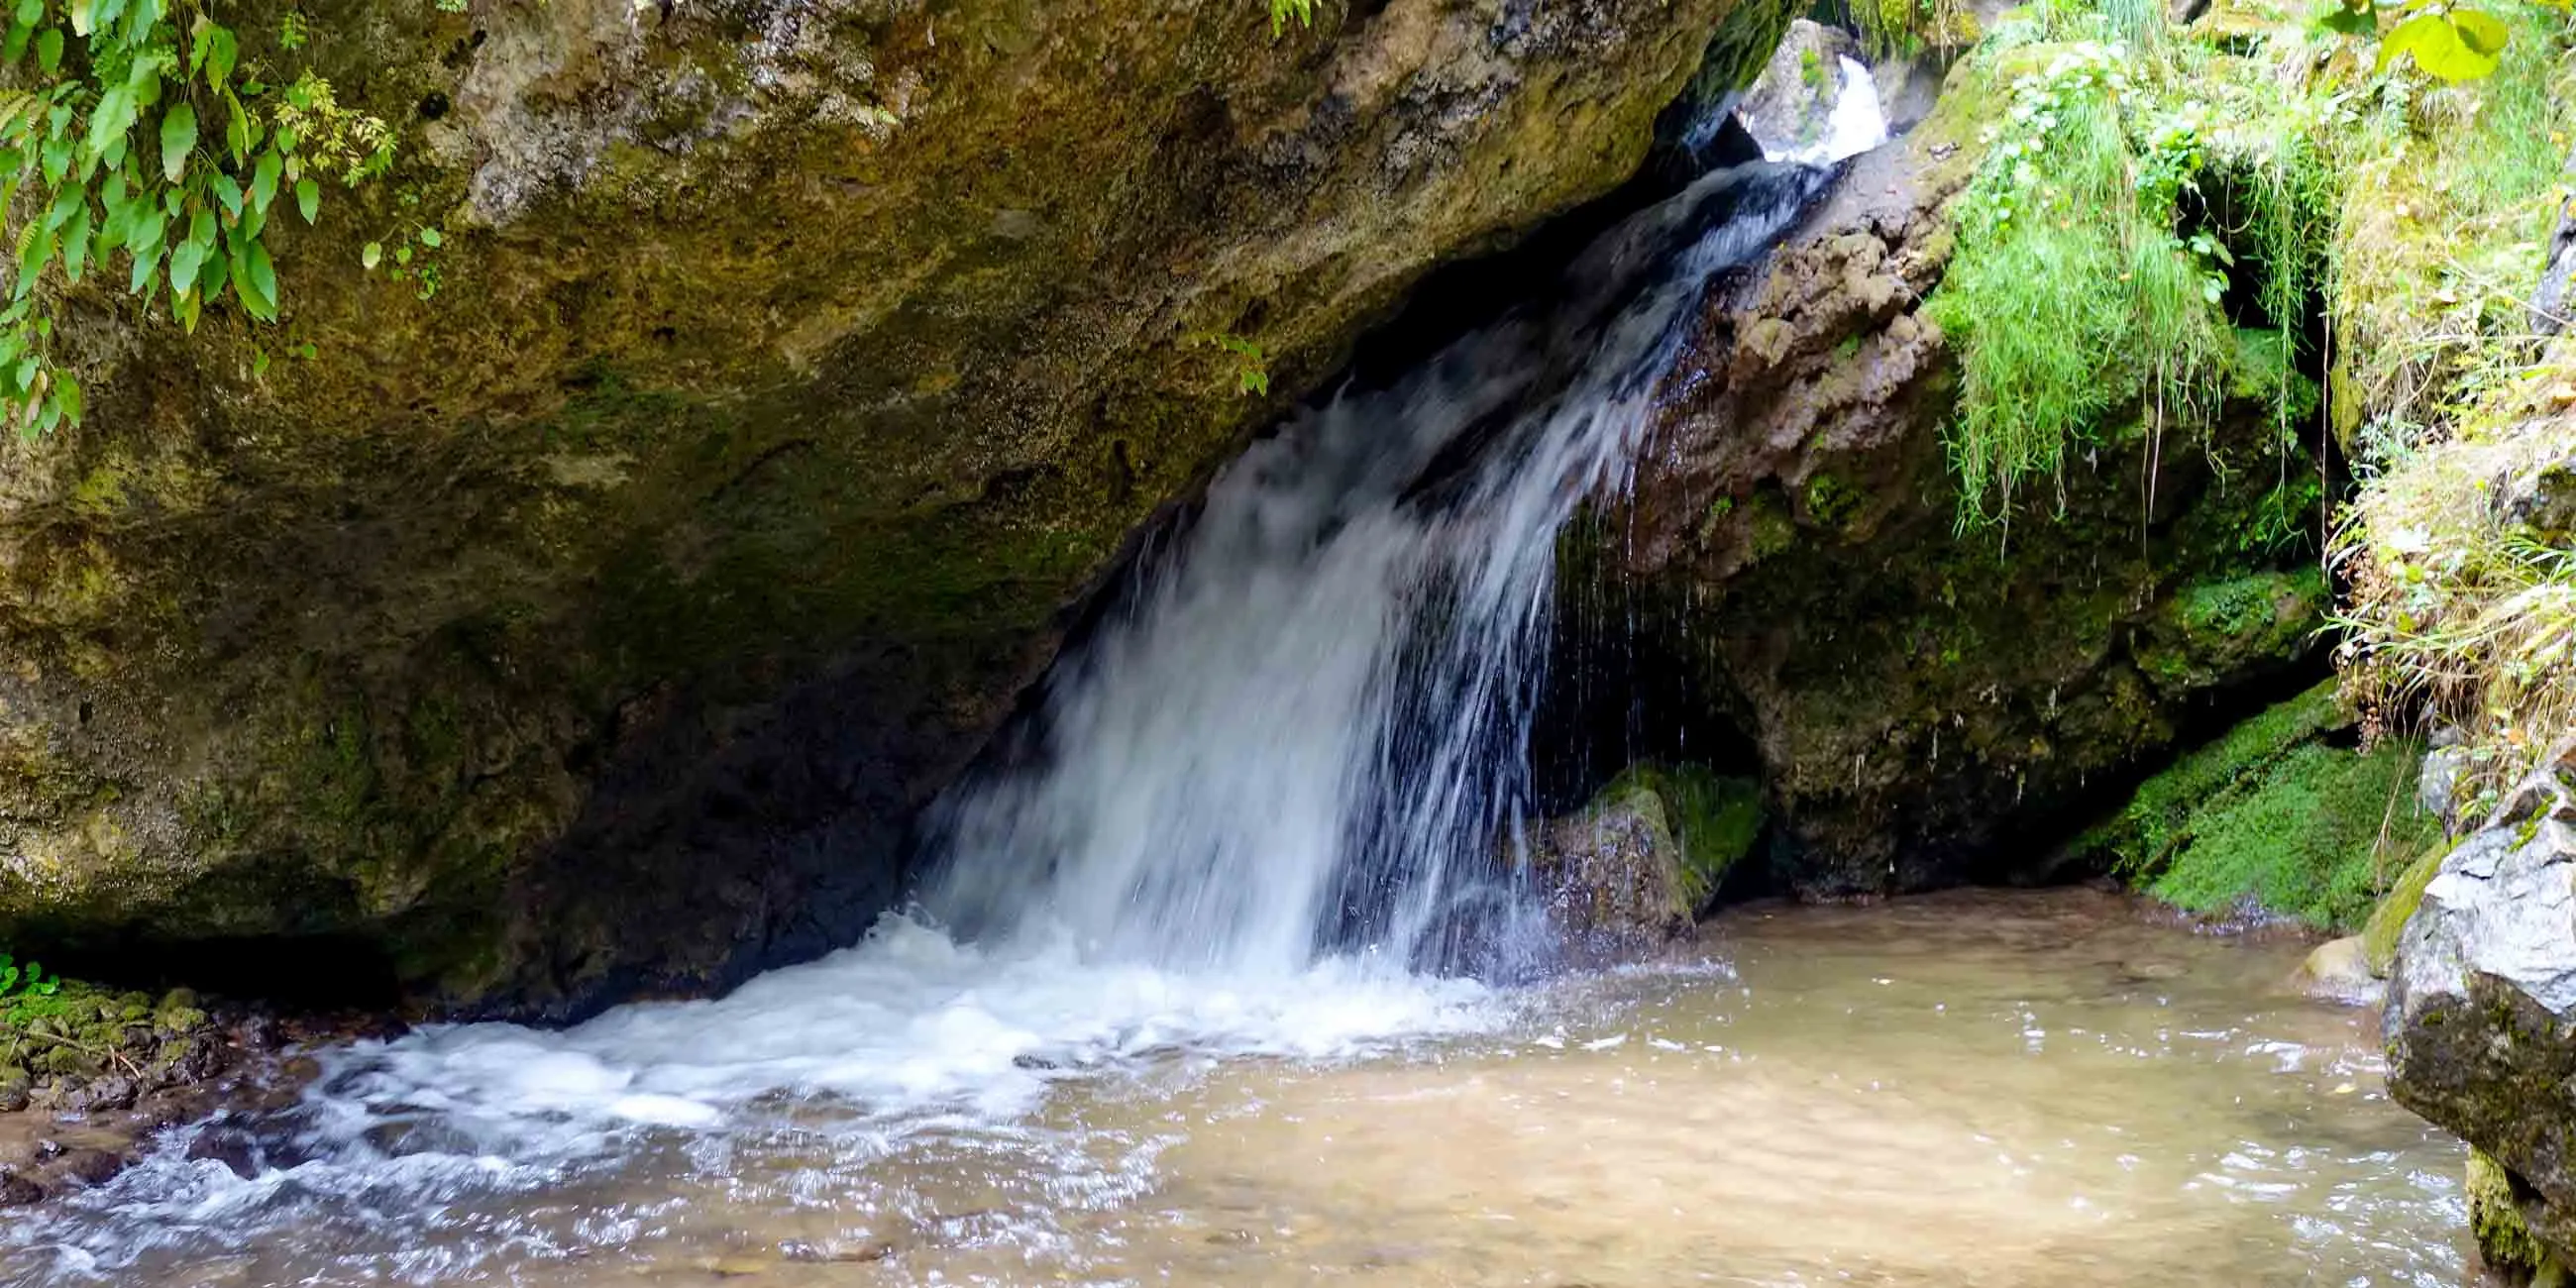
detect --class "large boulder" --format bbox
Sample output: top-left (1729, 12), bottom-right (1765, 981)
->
top-left (0, 0), bottom-right (1796, 1017)
top-left (2386, 752), bottom-right (2576, 1271)
top-left (1561, 83), bottom-right (2333, 898)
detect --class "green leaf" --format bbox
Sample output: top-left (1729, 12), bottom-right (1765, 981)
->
top-left (65, 0), bottom-right (88, 33)
top-left (294, 176), bottom-right (318, 224)
top-left (126, 238), bottom-right (160, 293)
top-left (32, 27), bottom-right (58, 72)
top-left (250, 147), bottom-right (279, 212)
top-left (14, 0), bottom-right (39, 28)
top-left (58, 204), bottom-right (86, 282)
top-left (41, 182), bottom-right (78, 232)
top-left (16, 225), bottom-right (50, 290)
top-left (417, 226), bottom-right (442, 249)
top-left (3, 20), bottom-right (28, 64)
top-left (166, 233), bottom-right (203, 296)
top-left (36, 134), bottom-right (65, 185)
top-left (2450, 6), bottom-right (2510, 55)
top-left (2377, 11), bottom-right (2501, 80)
top-left (159, 102), bottom-right (196, 182)
top-left (204, 24), bottom-right (237, 92)
top-left (211, 171), bottom-right (242, 218)
top-left (361, 240), bottom-right (380, 269)
top-left (237, 240), bottom-right (275, 320)
top-left (11, 355), bottom-right (34, 390)
top-left (224, 93), bottom-right (248, 164)
top-left (54, 371), bottom-right (76, 424)
top-left (85, 85), bottom-right (133, 162)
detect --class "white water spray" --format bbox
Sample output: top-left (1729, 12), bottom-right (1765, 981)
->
top-left (1763, 56), bottom-right (1890, 167)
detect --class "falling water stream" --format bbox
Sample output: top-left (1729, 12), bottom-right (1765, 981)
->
top-left (0, 76), bottom-right (2476, 1287)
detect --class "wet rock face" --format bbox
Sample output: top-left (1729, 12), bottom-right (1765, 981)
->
top-left (2386, 754), bottom-right (2576, 1267)
top-left (1574, 81), bottom-right (2331, 898)
top-left (0, 0), bottom-right (1789, 1018)
top-left (1524, 786), bottom-right (1693, 957)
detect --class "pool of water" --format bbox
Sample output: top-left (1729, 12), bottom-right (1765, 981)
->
top-left (0, 887), bottom-right (2468, 1286)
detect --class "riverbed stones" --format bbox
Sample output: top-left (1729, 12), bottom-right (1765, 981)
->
top-left (2385, 807), bottom-right (2576, 1266)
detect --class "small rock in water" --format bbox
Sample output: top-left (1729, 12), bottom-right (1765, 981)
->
top-left (2301, 936), bottom-right (2384, 1006)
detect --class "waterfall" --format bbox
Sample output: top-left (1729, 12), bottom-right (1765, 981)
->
top-left (925, 162), bottom-right (1831, 982)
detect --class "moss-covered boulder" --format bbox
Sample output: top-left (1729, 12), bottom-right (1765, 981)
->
top-left (2069, 682), bottom-right (2444, 931)
top-left (1562, 78), bottom-right (2336, 898)
top-left (0, 0), bottom-right (1797, 1017)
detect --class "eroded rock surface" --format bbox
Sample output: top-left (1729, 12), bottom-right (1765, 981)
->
top-left (2386, 749), bottom-right (2576, 1268)
top-left (1525, 783), bottom-right (1693, 957)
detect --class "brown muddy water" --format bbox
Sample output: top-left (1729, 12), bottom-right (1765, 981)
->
top-left (1, 888), bottom-right (2467, 1286)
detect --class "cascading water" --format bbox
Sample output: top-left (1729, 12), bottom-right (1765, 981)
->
top-left (0, 97), bottom-right (1876, 1285)
top-left (924, 162), bottom-right (1831, 982)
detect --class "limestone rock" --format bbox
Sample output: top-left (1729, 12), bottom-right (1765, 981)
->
top-left (2385, 810), bottom-right (2576, 1264)
top-left (1574, 81), bottom-right (2333, 899)
top-left (2419, 745), bottom-right (2470, 823)
top-left (2298, 935), bottom-right (2380, 1006)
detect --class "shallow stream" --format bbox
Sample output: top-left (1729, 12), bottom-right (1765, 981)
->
top-left (4, 887), bottom-right (2466, 1286)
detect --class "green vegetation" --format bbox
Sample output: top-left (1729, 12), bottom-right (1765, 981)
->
top-left (2073, 681), bottom-right (2442, 929)
top-left (0, 963), bottom-right (207, 1084)
top-left (1268, 0), bottom-right (1313, 36)
top-left (0, 0), bottom-right (393, 434)
top-left (1924, 14), bottom-right (2338, 529)
top-left (2361, 837), bottom-right (2449, 973)
top-left (2141, 739), bottom-right (2436, 928)
top-left (1595, 763), bottom-right (1766, 911)
top-left (2468, 1148), bottom-right (2556, 1278)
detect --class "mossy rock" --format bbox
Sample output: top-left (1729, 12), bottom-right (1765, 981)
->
top-left (2362, 838), bottom-right (2452, 977)
top-left (2073, 681), bottom-right (2446, 931)
top-left (2472, 1148), bottom-right (2560, 1279)
top-left (1593, 764), bottom-right (1766, 912)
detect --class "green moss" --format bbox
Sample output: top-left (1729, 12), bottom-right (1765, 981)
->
top-left (2469, 1148), bottom-right (2554, 1277)
top-left (2072, 679), bottom-right (2346, 875)
top-left (2143, 739), bottom-right (2436, 930)
top-left (1595, 764), bottom-right (1765, 912)
top-left (0, 971), bottom-right (213, 1085)
top-left (2362, 838), bottom-right (2451, 977)
top-left (1804, 473), bottom-right (1862, 530)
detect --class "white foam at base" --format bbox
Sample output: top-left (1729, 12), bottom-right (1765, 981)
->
top-left (312, 912), bottom-right (1491, 1147)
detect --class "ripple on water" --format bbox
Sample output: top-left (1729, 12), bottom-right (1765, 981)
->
top-left (0, 888), bottom-right (2470, 1287)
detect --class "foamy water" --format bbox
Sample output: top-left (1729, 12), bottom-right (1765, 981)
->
top-left (1765, 56), bottom-right (1890, 166)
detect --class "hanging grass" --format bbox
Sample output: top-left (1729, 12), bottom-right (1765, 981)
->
top-left (1926, 38), bottom-right (2233, 529)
